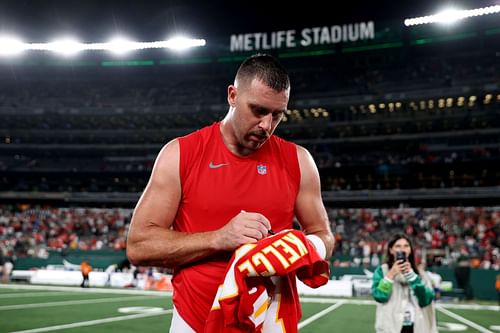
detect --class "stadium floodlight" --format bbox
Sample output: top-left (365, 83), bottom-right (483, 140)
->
top-left (164, 36), bottom-right (207, 51)
top-left (0, 35), bottom-right (206, 57)
top-left (105, 36), bottom-right (206, 53)
top-left (106, 37), bottom-right (137, 55)
top-left (404, 5), bottom-right (500, 26)
top-left (45, 38), bottom-right (84, 55)
top-left (0, 36), bottom-right (25, 56)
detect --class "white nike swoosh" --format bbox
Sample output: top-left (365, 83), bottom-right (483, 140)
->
top-left (209, 162), bottom-right (229, 169)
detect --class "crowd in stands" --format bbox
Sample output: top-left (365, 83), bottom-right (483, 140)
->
top-left (0, 206), bottom-right (129, 260)
top-left (3, 142), bottom-right (499, 194)
top-left (0, 205), bottom-right (498, 271)
top-left (271, 52), bottom-right (499, 99)
top-left (0, 52), bottom-right (496, 113)
top-left (0, 71), bottom-right (227, 114)
top-left (1, 32), bottom-right (499, 273)
top-left (2, 96), bottom-right (498, 144)
top-left (0, 43), bottom-right (498, 196)
top-left (330, 206), bottom-right (500, 270)
top-left (1, 88), bottom-right (498, 193)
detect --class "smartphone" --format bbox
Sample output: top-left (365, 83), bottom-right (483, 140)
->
top-left (395, 251), bottom-right (406, 262)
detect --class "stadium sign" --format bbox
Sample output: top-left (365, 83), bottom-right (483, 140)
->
top-left (230, 21), bottom-right (375, 52)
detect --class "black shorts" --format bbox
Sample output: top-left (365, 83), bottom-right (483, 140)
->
top-left (401, 325), bottom-right (414, 333)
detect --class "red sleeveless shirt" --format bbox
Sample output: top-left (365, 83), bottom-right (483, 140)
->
top-left (173, 122), bottom-right (300, 332)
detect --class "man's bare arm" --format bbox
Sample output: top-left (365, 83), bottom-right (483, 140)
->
top-left (294, 145), bottom-right (335, 258)
top-left (126, 139), bottom-right (271, 268)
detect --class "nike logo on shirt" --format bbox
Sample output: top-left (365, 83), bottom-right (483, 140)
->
top-left (209, 162), bottom-right (229, 169)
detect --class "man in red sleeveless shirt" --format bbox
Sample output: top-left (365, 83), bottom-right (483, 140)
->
top-left (126, 54), bottom-right (335, 332)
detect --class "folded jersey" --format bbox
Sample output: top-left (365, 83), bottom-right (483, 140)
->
top-left (204, 229), bottom-right (330, 333)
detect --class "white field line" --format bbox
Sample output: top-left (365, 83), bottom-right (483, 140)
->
top-left (298, 300), bottom-right (346, 329)
top-left (0, 295), bottom-right (158, 311)
top-left (0, 292), bottom-right (78, 298)
top-left (437, 303), bottom-right (500, 311)
top-left (9, 309), bottom-right (173, 333)
top-left (2, 284), bottom-right (498, 311)
top-left (0, 284), bottom-right (172, 296)
top-left (437, 306), bottom-right (494, 333)
top-left (301, 297), bottom-right (372, 305)
top-left (301, 297), bottom-right (500, 311)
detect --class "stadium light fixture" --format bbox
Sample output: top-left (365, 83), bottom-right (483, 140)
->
top-left (164, 36), bottom-right (206, 51)
top-left (0, 36), bottom-right (25, 56)
top-left (106, 37), bottom-right (136, 55)
top-left (404, 5), bottom-right (500, 26)
top-left (0, 35), bottom-right (206, 57)
top-left (46, 38), bottom-right (84, 55)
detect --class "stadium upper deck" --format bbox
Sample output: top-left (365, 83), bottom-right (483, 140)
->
top-left (0, 1), bottom-right (499, 206)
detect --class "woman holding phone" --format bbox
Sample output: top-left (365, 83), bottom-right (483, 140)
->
top-left (371, 233), bottom-right (437, 333)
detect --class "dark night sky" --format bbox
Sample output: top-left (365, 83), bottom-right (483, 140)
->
top-left (0, 0), bottom-right (498, 41)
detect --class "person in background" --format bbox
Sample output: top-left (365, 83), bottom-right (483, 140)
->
top-left (418, 262), bottom-right (442, 301)
top-left (126, 53), bottom-right (335, 333)
top-left (496, 274), bottom-right (500, 306)
top-left (372, 233), bottom-right (437, 333)
top-left (80, 260), bottom-right (92, 288)
top-left (425, 267), bottom-right (442, 301)
top-left (1, 253), bottom-right (13, 284)
top-left (104, 263), bottom-right (117, 288)
top-left (2, 260), bottom-right (13, 284)
top-left (0, 251), bottom-right (4, 282)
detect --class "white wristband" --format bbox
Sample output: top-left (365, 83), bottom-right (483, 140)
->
top-left (306, 234), bottom-right (327, 259)
top-left (403, 270), bottom-right (418, 282)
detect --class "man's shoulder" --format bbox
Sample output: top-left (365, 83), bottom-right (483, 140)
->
top-left (179, 122), bottom-right (218, 143)
top-left (269, 135), bottom-right (298, 153)
top-left (271, 133), bottom-right (294, 144)
top-left (177, 123), bottom-right (219, 167)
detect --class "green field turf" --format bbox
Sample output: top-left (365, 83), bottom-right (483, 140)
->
top-left (0, 284), bottom-right (498, 332)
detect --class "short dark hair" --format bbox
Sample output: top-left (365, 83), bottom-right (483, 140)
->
top-left (235, 53), bottom-right (290, 92)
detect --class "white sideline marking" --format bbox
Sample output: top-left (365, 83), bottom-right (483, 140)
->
top-left (2, 284), bottom-right (498, 310)
top-left (0, 292), bottom-right (76, 298)
top-left (298, 301), bottom-right (346, 329)
top-left (0, 284), bottom-right (172, 296)
top-left (301, 297), bottom-right (373, 305)
top-left (9, 309), bottom-right (173, 333)
top-left (438, 303), bottom-right (500, 311)
top-left (0, 295), bottom-right (158, 311)
top-left (437, 306), bottom-right (494, 333)
top-left (301, 297), bottom-right (500, 311)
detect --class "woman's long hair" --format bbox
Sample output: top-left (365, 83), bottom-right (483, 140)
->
top-left (385, 233), bottom-right (419, 275)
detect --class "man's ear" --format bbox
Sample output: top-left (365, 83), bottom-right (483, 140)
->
top-left (227, 85), bottom-right (237, 107)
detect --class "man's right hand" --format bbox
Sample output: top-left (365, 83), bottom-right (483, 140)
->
top-left (214, 210), bottom-right (272, 251)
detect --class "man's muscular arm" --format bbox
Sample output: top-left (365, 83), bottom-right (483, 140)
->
top-left (126, 139), bottom-right (271, 268)
top-left (294, 145), bottom-right (335, 259)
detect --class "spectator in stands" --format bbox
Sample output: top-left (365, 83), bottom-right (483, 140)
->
top-left (80, 260), bottom-right (92, 288)
top-left (126, 53), bottom-right (334, 333)
top-left (372, 233), bottom-right (437, 333)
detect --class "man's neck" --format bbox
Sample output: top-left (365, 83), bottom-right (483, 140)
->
top-left (219, 119), bottom-right (253, 157)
